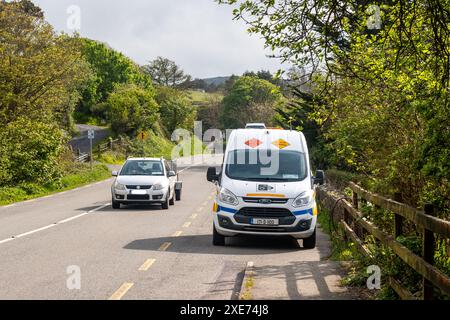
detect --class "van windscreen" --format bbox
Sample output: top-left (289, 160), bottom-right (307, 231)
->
top-left (225, 149), bottom-right (307, 182)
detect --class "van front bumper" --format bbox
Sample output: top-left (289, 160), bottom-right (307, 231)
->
top-left (213, 212), bottom-right (317, 239)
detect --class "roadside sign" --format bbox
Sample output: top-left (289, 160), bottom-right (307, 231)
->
top-left (88, 129), bottom-right (95, 140)
top-left (137, 131), bottom-right (149, 141)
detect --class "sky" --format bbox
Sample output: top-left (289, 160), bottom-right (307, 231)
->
top-left (32, 0), bottom-right (284, 79)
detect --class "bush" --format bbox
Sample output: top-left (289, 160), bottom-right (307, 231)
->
top-left (106, 84), bottom-right (159, 135)
top-left (0, 117), bottom-right (64, 186)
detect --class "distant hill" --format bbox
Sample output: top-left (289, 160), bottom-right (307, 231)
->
top-left (202, 76), bottom-right (230, 87)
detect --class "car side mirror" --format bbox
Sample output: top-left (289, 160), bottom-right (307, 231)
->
top-left (207, 167), bottom-right (219, 182)
top-left (112, 171), bottom-right (118, 177)
top-left (314, 170), bottom-right (325, 185)
top-left (168, 171), bottom-right (176, 177)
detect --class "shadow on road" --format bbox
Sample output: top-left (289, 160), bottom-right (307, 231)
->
top-left (124, 233), bottom-right (304, 255)
top-left (251, 260), bottom-right (352, 300)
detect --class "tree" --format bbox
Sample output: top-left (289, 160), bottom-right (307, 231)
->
top-left (155, 87), bottom-right (196, 134)
top-left (220, 76), bottom-right (284, 129)
top-left (105, 84), bottom-right (159, 135)
top-left (0, 1), bottom-right (90, 131)
top-left (75, 38), bottom-right (153, 121)
top-left (0, 117), bottom-right (64, 186)
top-left (142, 57), bottom-right (191, 87)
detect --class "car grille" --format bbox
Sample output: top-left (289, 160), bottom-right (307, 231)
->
top-left (242, 197), bottom-right (289, 204)
top-left (127, 195), bottom-right (150, 200)
top-left (126, 185), bottom-right (152, 190)
top-left (237, 207), bottom-right (293, 217)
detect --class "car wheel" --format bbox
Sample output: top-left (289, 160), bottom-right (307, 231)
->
top-left (112, 198), bottom-right (120, 209)
top-left (175, 189), bottom-right (181, 201)
top-left (213, 225), bottom-right (226, 246)
top-left (161, 196), bottom-right (169, 210)
top-left (303, 228), bottom-right (316, 249)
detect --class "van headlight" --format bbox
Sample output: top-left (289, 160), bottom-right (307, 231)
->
top-left (153, 183), bottom-right (166, 191)
top-left (293, 191), bottom-right (313, 208)
top-left (218, 188), bottom-right (239, 206)
top-left (115, 181), bottom-right (126, 190)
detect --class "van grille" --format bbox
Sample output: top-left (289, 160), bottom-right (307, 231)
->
top-left (237, 207), bottom-right (293, 217)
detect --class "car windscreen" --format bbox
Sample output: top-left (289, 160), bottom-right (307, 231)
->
top-left (120, 160), bottom-right (164, 176)
top-left (225, 149), bottom-right (307, 182)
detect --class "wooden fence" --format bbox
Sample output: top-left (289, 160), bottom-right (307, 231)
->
top-left (317, 183), bottom-right (450, 300)
top-left (74, 138), bottom-right (122, 163)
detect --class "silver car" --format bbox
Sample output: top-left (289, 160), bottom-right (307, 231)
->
top-left (111, 158), bottom-right (182, 210)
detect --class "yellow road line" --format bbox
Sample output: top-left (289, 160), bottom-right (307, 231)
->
top-left (172, 231), bottom-right (183, 237)
top-left (190, 214), bottom-right (198, 219)
top-left (158, 242), bottom-right (172, 251)
top-left (183, 222), bottom-right (191, 228)
top-left (138, 259), bottom-right (156, 271)
top-left (108, 282), bottom-right (134, 300)
top-left (197, 207), bottom-right (204, 213)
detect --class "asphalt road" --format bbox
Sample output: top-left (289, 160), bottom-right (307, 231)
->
top-left (69, 124), bottom-right (111, 154)
top-left (0, 164), bottom-right (350, 300)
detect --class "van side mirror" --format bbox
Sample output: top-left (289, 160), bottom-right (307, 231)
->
top-left (207, 167), bottom-right (219, 182)
top-left (314, 170), bottom-right (325, 185)
top-left (112, 171), bottom-right (118, 177)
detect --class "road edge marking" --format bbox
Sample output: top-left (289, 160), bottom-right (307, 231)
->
top-left (0, 202), bottom-right (111, 245)
top-left (108, 282), bottom-right (134, 300)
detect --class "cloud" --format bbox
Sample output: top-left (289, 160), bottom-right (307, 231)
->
top-left (33, 0), bottom-right (284, 78)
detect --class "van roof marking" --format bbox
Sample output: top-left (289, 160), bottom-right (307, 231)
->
top-left (272, 139), bottom-right (290, 149)
top-left (245, 138), bottom-right (263, 148)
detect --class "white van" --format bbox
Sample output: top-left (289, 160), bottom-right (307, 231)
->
top-left (207, 128), bottom-right (324, 248)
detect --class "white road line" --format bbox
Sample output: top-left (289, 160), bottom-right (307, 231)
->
top-left (0, 238), bottom-right (14, 245)
top-left (88, 203), bottom-right (111, 213)
top-left (0, 202), bottom-right (111, 245)
top-left (14, 224), bottom-right (56, 239)
top-left (57, 213), bottom-right (90, 224)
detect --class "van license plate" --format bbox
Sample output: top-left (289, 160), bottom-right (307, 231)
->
top-left (251, 218), bottom-right (279, 226)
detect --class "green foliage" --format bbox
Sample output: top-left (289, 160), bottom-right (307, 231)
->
top-left (0, 117), bottom-right (64, 186)
top-left (76, 38), bottom-right (153, 121)
top-left (0, 1), bottom-right (90, 131)
top-left (220, 75), bottom-right (284, 128)
top-left (105, 83), bottom-right (159, 135)
top-left (0, 164), bottom-right (110, 206)
top-left (155, 87), bottom-right (196, 133)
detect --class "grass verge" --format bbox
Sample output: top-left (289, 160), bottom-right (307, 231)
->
top-left (0, 164), bottom-right (111, 206)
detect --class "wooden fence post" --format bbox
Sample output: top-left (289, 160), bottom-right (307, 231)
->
top-left (423, 204), bottom-right (435, 300)
top-left (109, 138), bottom-right (113, 151)
top-left (394, 193), bottom-right (404, 239)
top-left (97, 145), bottom-right (101, 158)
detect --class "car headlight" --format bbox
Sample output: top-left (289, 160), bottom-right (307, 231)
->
top-left (153, 183), bottom-right (166, 191)
top-left (114, 181), bottom-right (126, 190)
top-left (292, 191), bottom-right (313, 208)
top-left (218, 188), bottom-right (239, 206)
